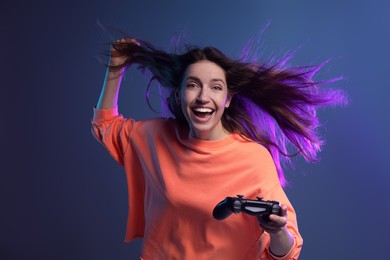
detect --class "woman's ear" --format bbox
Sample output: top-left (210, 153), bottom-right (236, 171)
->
top-left (225, 94), bottom-right (234, 108)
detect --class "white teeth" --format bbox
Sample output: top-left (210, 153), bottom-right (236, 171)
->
top-left (193, 107), bottom-right (213, 113)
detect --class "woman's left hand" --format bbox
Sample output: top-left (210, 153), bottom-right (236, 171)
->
top-left (257, 205), bottom-right (288, 233)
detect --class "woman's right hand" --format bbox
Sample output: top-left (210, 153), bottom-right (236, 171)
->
top-left (96, 38), bottom-right (140, 109)
top-left (110, 38), bottom-right (141, 67)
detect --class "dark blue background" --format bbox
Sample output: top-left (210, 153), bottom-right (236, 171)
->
top-left (2, 0), bottom-right (389, 259)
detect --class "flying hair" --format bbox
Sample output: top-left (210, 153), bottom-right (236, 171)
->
top-left (104, 33), bottom-right (348, 187)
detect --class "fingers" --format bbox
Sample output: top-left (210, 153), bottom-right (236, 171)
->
top-left (109, 38), bottom-right (140, 67)
top-left (268, 214), bottom-right (287, 227)
top-left (130, 38), bottom-right (141, 46)
top-left (258, 205), bottom-right (288, 233)
top-left (113, 38), bottom-right (141, 49)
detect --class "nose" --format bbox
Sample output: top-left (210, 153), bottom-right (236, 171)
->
top-left (196, 87), bottom-right (210, 103)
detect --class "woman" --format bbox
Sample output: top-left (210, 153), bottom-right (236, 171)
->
top-left (91, 38), bottom-right (345, 259)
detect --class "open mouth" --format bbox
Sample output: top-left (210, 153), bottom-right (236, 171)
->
top-left (192, 107), bottom-right (214, 118)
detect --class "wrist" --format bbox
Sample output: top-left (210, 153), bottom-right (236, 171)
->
top-left (105, 66), bottom-right (125, 81)
top-left (268, 226), bottom-right (289, 236)
top-left (268, 227), bottom-right (294, 257)
top-left (108, 56), bottom-right (127, 73)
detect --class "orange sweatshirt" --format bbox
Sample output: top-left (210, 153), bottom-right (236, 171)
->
top-left (91, 107), bottom-right (303, 259)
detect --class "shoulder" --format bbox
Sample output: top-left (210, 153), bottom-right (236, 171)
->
top-left (132, 117), bottom-right (178, 135)
top-left (136, 117), bottom-right (176, 128)
top-left (235, 135), bottom-right (273, 160)
top-left (234, 136), bottom-right (278, 175)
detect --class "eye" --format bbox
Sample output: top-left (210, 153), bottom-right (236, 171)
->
top-left (212, 85), bottom-right (223, 90)
top-left (186, 82), bottom-right (199, 88)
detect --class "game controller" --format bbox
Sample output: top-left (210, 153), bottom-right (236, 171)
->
top-left (212, 195), bottom-right (281, 220)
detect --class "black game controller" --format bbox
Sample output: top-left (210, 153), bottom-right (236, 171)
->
top-left (213, 195), bottom-right (281, 220)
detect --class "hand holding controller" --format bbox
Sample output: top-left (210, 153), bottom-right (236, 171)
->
top-left (212, 195), bottom-right (281, 220)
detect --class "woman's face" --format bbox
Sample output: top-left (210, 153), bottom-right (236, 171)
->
top-left (180, 60), bottom-right (232, 141)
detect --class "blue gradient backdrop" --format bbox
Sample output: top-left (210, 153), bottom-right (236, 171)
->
top-left (2, 0), bottom-right (389, 259)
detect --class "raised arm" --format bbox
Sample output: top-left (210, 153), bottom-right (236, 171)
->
top-left (96, 38), bottom-right (140, 109)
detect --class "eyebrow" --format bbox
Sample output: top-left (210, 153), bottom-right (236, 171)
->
top-left (185, 76), bottom-right (226, 85)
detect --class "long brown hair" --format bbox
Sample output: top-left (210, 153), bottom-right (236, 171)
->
top-left (108, 39), bottom-right (347, 186)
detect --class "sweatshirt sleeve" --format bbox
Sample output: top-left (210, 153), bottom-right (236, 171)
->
top-left (260, 185), bottom-right (303, 260)
top-left (259, 182), bottom-right (303, 260)
top-left (91, 107), bottom-right (135, 166)
top-left (256, 147), bottom-right (303, 260)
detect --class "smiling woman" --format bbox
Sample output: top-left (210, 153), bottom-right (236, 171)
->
top-left (181, 60), bottom-right (232, 141)
top-left (91, 37), bottom-right (346, 259)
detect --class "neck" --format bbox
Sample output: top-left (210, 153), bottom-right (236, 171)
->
top-left (189, 128), bottom-right (230, 141)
